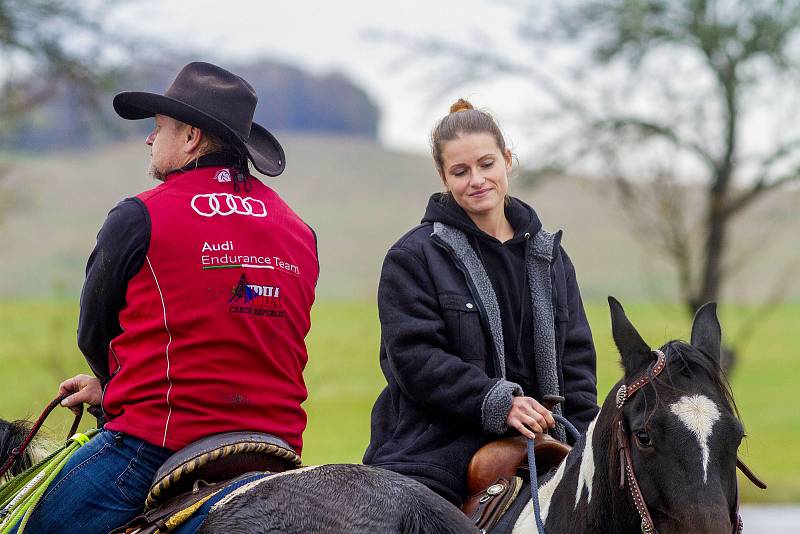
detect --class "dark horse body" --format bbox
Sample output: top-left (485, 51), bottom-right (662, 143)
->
top-left (1, 299), bottom-right (753, 533)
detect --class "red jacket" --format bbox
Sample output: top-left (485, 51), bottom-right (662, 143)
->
top-left (101, 165), bottom-right (318, 453)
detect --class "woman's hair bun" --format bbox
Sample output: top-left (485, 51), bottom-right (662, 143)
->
top-left (449, 98), bottom-right (474, 114)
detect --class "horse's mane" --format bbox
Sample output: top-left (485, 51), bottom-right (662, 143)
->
top-left (0, 419), bottom-right (36, 482)
top-left (653, 340), bottom-right (740, 421)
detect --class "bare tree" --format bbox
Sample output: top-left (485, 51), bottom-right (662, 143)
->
top-left (0, 0), bottom-right (141, 221)
top-left (0, 1), bottom-right (131, 130)
top-left (377, 0), bottom-right (800, 337)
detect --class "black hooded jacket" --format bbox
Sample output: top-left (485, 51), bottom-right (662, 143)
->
top-left (426, 194), bottom-right (543, 396)
top-left (363, 194), bottom-right (598, 505)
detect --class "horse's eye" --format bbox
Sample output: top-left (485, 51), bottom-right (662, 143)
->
top-left (635, 430), bottom-right (653, 448)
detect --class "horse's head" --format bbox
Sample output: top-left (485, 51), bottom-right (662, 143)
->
top-left (0, 418), bottom-right (40, 483)
top-left (607, 297), bottom-right (742, 534)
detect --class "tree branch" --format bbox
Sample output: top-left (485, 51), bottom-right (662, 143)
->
top-left (367, 29), bottom-right (589, 116)
top-left (592, 116), bottom-right (717, 167)
top-left (726, 166), bottom-right (800, 216)
top-left (732, 259), bottom-right (800, 350)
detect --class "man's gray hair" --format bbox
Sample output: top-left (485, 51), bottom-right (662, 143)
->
top-left (201, 130), bottom-right (237, 157)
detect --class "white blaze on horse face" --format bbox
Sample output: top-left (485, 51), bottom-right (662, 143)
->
top-left (575, 414), bottom-right (599, 508)
top-left (670, 394), bottom-right (721, 483)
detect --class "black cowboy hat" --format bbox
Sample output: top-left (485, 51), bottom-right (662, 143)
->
top-left (113, 62), bottom-right (285, 177)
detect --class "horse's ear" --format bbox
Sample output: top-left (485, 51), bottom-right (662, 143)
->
top-left (609, 296), bottom-right (651, 376)
top-left (690, 302), bottom-right (722, 362)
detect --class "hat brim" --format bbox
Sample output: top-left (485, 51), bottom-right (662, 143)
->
top-left (113, 91), bottom-right (286, 177)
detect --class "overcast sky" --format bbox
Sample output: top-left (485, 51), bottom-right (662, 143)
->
top-left (103, 0), bottom-right (800, 186)
top-left (109, 0), bottom-right (536, 154)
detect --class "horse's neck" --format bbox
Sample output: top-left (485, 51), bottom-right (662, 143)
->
top-left (514, 414), bottom-right (640, 533)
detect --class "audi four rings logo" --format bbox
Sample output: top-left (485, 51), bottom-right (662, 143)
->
top-left (191, 194), bottom-right (268, 218)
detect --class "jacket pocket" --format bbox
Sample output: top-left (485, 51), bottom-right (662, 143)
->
top-left (439, 293), bottom-right (486, 360)
top-left (555, 304), bottom-right (569, 324)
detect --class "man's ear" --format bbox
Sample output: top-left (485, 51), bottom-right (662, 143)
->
top-left (185, 126), bottom-right (204, 153)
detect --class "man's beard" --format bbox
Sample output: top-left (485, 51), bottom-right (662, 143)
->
top-left (149, 164), bottom-right (167, 182)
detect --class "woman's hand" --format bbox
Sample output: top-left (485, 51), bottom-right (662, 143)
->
top-left (505, 396), bottom-right (556, 440)
top-left (58, 374), bottom-right (102, 415)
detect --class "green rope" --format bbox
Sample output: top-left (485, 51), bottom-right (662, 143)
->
top-left (0, 429), bottom-right (98, 534)
top-left (0, 448), bottom-right (72, 534)
top-left (16, 448), bottom-right (76, 533)
top-left (0, 446), bottom-right (67, 509)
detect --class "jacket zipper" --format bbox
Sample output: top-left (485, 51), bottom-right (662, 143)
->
top-left (99, 341), bottom-right (123, 420)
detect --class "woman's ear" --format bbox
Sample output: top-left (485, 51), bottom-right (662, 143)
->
top-left (504, 148), bottom-right (513, 172)
top-left (438, 168), bottom-right (449, 189)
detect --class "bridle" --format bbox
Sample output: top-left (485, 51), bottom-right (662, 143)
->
top-left (614, 349), bottom-right (766, 534)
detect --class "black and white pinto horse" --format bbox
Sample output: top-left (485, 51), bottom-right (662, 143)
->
top-left (1, 298), bottom-right (753, 533)
top-left (504, 298), bottom-right (749, 533)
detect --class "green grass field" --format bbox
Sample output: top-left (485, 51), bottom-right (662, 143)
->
top-left (0, 299), bottom-right (797, 502)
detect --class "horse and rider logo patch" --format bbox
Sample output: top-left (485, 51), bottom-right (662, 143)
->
top-left (227, 273), bottom-right (285, 318)
top-left (214, 169), bottom-right (232, 183)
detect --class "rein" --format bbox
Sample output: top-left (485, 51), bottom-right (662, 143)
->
top-left (0, 396), bottom-right (82, 481)
top-left (614, 349), bottom-right (766, 534)
top-left (526, 414), bottom-right (580, 534)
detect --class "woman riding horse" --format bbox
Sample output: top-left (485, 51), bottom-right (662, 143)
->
top-left (362, 98), bottom-right (599, 506)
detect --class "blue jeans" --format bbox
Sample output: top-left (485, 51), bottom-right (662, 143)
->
top-left (13, 430), bottom-right (172, 534)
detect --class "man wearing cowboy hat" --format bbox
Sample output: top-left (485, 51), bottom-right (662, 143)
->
top-left (18, 62), bottom-right (319, 533)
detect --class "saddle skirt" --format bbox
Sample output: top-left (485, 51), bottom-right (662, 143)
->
top-left (113, 472), bottom-right (270, 534)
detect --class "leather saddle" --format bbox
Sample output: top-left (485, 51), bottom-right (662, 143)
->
top-left (112, 432), bottom-right (301, 534)
top-left (462, 433), bottom-right (571, 531)
top-left (145, 431), bottom-right (301, 508)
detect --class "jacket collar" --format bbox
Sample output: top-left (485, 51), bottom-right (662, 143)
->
top-left (165, 153), bottom-right (240, 180)
top-left (422, 193), bottom-right (542, 244)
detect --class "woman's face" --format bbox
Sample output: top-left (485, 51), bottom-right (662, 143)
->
top-left (440, 132), bottom-right (512, 220)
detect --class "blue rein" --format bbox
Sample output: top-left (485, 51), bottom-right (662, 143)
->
top-left (526, 414), bottom-right (581, 534)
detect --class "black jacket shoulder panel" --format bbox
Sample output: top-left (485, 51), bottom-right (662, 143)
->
top-left (77, 198), bottom-right (151, 381)
top-left (390, 222), bottom-right (432, 250)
